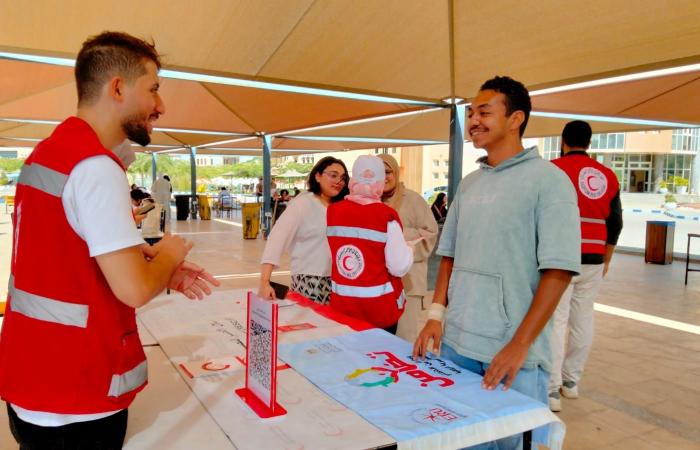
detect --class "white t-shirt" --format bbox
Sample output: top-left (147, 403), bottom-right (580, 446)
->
top-left (12, 155), bottom-right (145, 426)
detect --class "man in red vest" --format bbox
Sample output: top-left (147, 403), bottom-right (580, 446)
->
top-left (0, 32), bottom-right (219, 448)
top-left (548, 120), bottom-right (623, 412)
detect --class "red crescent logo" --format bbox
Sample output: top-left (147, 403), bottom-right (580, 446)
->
top-left (586, 175), bottom-right (599, 192)
top-left (202, 361), bottom-right (231, 371)
top-left (341, 255), bottom-right (353, 272)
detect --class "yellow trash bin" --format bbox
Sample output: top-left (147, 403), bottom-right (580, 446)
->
top-left (197, 195), bottom-right (211, 220)
top-left (242, 203), bottom-right (261, 239)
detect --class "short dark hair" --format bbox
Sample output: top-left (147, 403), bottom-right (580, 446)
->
top-left (307, 157), bottom-right (349, 203)
top-left (562, 120), bottom-right (592, 149)
top-left (480, 76), bottom-right (531, 137)
top-left (75, 31), bottom-right (161, 105)
top-left (130, 188), bottom-right (149, 202)
top-left (280, 189), bottom-right (289, 196)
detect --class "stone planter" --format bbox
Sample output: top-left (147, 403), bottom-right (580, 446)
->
top-left (664, 202), bottom-right (677, 210)
top-left (676, 186), bottom-right (688, 195)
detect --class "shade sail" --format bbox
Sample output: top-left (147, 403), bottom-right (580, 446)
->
top-left (2, 0), bottom-right (699, 102)
top-left (0, 0), bottom-right (699, 156)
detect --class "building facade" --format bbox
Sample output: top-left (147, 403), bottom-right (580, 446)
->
top-left (539, 128), bottom-right (700, 194)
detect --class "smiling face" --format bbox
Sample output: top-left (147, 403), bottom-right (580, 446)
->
top-left (314, 163), bottom-right (348, 199)
top-left (382, 161), bottom-right (396, 193)
top-left (467, 89), bottom-right (524, 151)
top-left (119, 60), bottom-right (165, 146)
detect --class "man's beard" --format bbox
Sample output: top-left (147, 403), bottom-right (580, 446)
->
top-left (122, 113), bottom-right (151, 146)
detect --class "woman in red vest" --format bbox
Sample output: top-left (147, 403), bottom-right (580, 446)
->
top-left (327, 156), bottom-right (414, 333)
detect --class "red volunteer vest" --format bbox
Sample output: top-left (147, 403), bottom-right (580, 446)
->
top-left (327, 200), bottom-right (406, 329)
top-left (0, 117), bottom-right (147, 414)
top-left (552, 153), bottom-right (619, 255)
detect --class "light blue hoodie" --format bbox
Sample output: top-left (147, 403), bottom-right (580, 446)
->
top-left (437, 146), bottom-right (581, 372)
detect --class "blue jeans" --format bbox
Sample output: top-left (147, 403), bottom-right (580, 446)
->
top-left (442, 344), bottom-right (549, 450)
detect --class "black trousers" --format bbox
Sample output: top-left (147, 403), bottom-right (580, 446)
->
top-left (7, 404), bottom-right (128, 450)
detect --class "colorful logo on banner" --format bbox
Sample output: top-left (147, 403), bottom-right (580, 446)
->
top-left (344, 351), bottom-right (455, 388)
top-left (411, 406), bottom-right (466, 425)
top-left (336, 244), bottom-right (365, 279)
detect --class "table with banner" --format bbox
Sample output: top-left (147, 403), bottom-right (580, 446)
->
top-left (128, 288), bottom-right (565, 450)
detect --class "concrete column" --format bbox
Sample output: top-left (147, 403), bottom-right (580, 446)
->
top-left (654, 155), bottom-right (665, 192)
top-left (691, 152), bottom-right (700, 195)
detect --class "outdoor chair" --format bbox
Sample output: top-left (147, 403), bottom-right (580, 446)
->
top-left (218, 194), bottom-right (234, 218)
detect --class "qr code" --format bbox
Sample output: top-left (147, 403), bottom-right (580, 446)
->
top-left (249, 319), bottom-right (272, 388)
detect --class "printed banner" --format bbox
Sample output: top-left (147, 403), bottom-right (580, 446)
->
top-left (279, 329), bottom-right (558, 447)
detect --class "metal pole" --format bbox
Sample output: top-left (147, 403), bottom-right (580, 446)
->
top-left (447, 104), bottom-right (465, 207)
top-left (151, 152), bottom-right (157, 186)
top-left (262, 135), bottom-right (273, 236)
top-left (189, 146), bottom-right (198, 219)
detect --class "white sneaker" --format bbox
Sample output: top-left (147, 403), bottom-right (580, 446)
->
top-left (561, 380), bottom-right (579, 399)
top-left (548, 391), bottom-right (562, 412)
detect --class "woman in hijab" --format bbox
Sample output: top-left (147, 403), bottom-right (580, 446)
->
top-left (377, 154), bottom-right (438, 342)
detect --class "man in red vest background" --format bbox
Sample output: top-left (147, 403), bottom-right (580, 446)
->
top-left (0, 32), bottom-right (219, 448)
top-left (548, 120), bottom-right (623, 412)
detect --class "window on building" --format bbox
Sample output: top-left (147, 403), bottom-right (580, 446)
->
top-left (541, 136), bottom-right (560, 160)
top-left (391, 148), bottom-right (396, 154)
top-left (663, 154), bottom-right (693, 190)
top-left (433, 159), bottom-right (440, 166)
top-left (443, 160), bottom-right (449, 166)
top-left (590, 133), bottom-right (625, 150)
top-left (671, 128), bottom-right (700, 152)
top-left (443, 172), bottom-right (448, 178)
top-left (433, 172), bottom-right (439, 180)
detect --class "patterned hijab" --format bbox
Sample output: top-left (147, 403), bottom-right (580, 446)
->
top-left (377, 153), bottom-right (404, 212)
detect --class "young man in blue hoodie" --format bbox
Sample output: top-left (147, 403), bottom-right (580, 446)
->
top-left (414, 76), bottom-right (581, 448)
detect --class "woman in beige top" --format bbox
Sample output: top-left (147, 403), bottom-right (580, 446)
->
top-left (259, 157), bottom-right (349, 304)
top-left (378, 154), bottom-right (438, 342)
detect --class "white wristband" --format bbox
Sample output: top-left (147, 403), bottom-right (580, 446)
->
top-left (427, 303), bottom-right (446, 322)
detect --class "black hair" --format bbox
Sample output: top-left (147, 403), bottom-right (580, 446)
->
top-left (431, 192), bottom-right (446, 208)
top-left (280, 189), bottom-right (289, 196)
top-left (307, 156), bottom-right (349, 202)
top-left (480, 76), bottom-right (531, 137)
top-left (130, 188), bottom-right (150, 202)
top-left (562, 120), bottom-right (592, 149)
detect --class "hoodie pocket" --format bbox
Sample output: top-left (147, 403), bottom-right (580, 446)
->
top-left (446, 267), bottom-right (510, 340)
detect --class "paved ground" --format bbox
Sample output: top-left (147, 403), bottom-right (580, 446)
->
top-left (1, 214), bottom-right (699, 449)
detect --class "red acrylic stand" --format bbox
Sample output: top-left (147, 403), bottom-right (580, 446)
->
top-left (235, 387), bottom-right (287, 419)
top-left (235, 292), bottom-right (287, 419)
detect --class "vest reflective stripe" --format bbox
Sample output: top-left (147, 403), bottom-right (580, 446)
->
top-left (582, 238), bottom-right (606, 245)
top-left (8, 276), bottom-right (88, 328)
top-left (327, 226), bottom-right (387, 243)
top-left (331, 281), bottom-right (394, 298)
top-left (108, 360), bottom-right (148, 397)
top-left (18, 163), bottom-right (69, 198)
top-left (581, 217), bottom-right (606, 225)
top-left (397, 291), bottom-right (406, 309)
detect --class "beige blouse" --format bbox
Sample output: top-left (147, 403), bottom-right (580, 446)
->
top-left (391, 188), bottom-right (438, 296)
